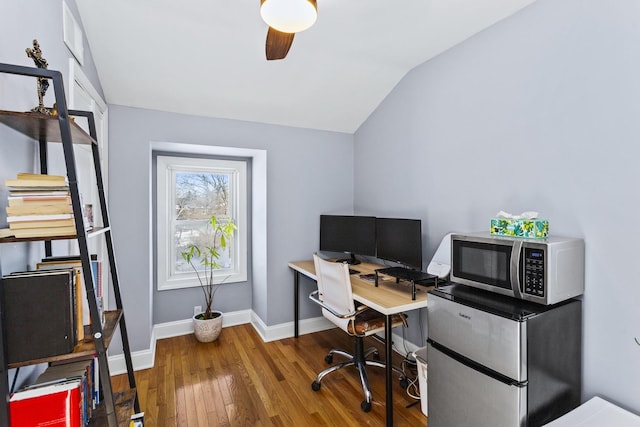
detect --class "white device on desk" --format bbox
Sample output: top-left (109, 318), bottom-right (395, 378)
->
top-left (426, 233), bottom-right (452, 279)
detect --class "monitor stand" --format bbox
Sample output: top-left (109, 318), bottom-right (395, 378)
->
top-left (335, 252), bottom-right (361, 265)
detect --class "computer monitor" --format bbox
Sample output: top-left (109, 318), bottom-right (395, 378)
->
top-left (319, 215), bottom-right (377, 265)
top-left (376, 217), bottom-right (423, 270)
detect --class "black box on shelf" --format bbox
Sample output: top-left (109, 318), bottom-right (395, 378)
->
top-left (1, 269), bottom-right (76, 364)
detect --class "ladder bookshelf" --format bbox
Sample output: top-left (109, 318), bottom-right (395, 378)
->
top-left (0, 63), bottom-right (138, 426)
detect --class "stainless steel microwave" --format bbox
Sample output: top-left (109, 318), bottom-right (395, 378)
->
top-left (450, 232), bottom-right (585, 305)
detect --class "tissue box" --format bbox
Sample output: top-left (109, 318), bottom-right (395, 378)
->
top-left (490, 218), bottom-right (549, 238)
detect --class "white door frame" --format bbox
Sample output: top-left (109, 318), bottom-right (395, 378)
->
top-left (67, 58), bottom-right (110, 309)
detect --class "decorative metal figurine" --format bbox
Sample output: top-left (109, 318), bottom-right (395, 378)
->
top-left (25, 39), bottom-right (52, 115)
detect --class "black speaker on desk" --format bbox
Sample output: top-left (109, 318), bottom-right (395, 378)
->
top-left (1, 269), bottom-right (76, 365)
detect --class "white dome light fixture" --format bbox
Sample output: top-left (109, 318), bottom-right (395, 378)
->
top-left (260, 0), bottom-right (318, 34)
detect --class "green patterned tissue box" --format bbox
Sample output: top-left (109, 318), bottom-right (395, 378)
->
top-left (490, 218), bottom-right (549, 238)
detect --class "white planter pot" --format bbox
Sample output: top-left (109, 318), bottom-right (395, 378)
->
top-left (193, 311), bottom-right (223, 342)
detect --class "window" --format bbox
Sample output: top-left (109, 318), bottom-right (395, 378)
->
top-left (157, 155), bottom-right (247, 290)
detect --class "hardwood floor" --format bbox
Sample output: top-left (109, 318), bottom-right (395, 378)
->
top-left (112, 324), bottom-right (427, 426)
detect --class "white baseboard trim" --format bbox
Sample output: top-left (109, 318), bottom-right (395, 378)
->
top-left (250, 312), bottom-right (335, 342)
top-left (107, 310), bottom-right (418, 374)
top-left (107, 309), bottom-right (253, 375)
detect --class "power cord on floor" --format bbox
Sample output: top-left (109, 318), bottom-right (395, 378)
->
top-left (370, 332), bottom-right (424, 406)
top-left (400, 354), bottom-right (421, 402)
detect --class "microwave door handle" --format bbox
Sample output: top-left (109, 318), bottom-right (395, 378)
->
top-left (511, 240), bottom-right (523, 299)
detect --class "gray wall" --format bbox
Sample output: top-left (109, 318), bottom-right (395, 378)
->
top-left (354, 0), bottom-right (640, 413)
top-left (0, 0), bottom-right (104, 390)
top-left (5, 0), bottom-right (639, 414)
top-left (0, 1), bottom-right (103, 109)
top-left (108, 105), bottom-right (353, 350)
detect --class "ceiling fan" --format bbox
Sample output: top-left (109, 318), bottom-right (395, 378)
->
top-left (260, 0), bottom-right (318, 60)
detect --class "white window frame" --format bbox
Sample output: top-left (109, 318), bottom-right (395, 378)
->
top-left (156, 155), bottom-right (248, 291)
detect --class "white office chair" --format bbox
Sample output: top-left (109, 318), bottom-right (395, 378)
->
top-left (309, 254), bottom-right (407, 412)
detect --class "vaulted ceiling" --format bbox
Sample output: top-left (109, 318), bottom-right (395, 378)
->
top-left (77, 0), bottom-right (535, 133)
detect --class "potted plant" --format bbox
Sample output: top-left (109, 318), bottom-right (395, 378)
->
top-left (181, 215), bottom-right (237, 342)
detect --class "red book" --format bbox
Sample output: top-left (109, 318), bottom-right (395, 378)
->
top-left (10, 379), bottom-right (82, 427)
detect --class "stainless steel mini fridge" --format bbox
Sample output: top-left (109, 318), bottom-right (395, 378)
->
top-left (427, 283), bottom-right (582, 427)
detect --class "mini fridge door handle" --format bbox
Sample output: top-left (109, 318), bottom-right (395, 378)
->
top-left (427, 340), bottom-right (525, 387)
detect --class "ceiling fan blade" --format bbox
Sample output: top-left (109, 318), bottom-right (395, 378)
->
top-left (265, 27), bottom-right (295, 61)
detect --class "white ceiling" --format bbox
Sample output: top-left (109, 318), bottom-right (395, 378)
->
top-left (77, 0), bottom-right (535, 134)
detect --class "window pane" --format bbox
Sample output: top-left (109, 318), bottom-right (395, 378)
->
top-left (175, 172), bottom-right (230, 220)
top-left (173, 220), bottom-right (232, 274)
top-left (173, 171), bottom-right (233, 277)
top-left (156, 154), bottom-right (247, 291)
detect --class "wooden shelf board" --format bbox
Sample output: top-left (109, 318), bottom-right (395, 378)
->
top-left (88, 388), bottom-right (137, 427)
top-left (0, 233), bottom-right (76, 243)
top-left (0, 227), bottom-right (109, 244)
top-left (0, 109), bottom-right (96, 145)
top-left (8, 310), bottom-right (122, 368)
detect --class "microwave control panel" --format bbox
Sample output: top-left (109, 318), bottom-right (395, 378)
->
top-left (523, 248), bottom-right (545, 297)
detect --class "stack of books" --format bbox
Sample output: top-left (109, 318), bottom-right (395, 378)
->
top-left (9, 357), bottom-right (99, 427)
top-left (4, 172), bottom-right (76, 238)
top-left (37, 254), bottom-right (105, 341)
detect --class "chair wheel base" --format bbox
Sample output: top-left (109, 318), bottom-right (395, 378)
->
top-left (361, 400), bottom-right (372, 412)
top-left (311, 381), bottom-right (321, 391)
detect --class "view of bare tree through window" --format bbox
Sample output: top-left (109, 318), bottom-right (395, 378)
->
top-left (157, 154), bottom-right (246, 291)
top-left (173, 172), bottom-right (232, 274)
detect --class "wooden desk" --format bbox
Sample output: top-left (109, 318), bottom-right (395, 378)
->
top-left (288, 260), bottom-right (430, 427)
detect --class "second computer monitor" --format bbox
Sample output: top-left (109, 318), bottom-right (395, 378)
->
top-left (376, 217), bottom-right (423, 270)
top-left (319, 215), bottom-right (377, 265)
